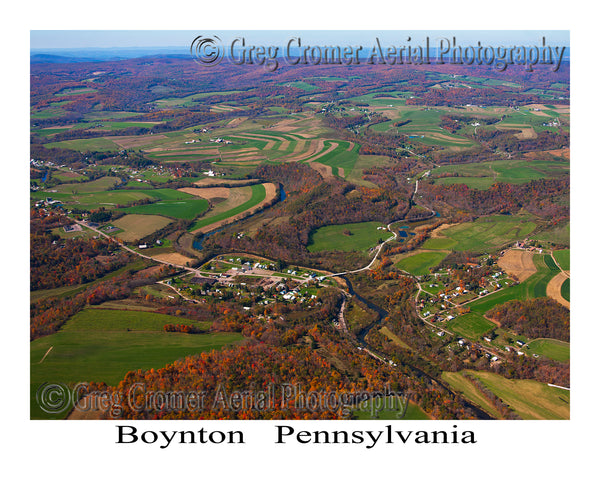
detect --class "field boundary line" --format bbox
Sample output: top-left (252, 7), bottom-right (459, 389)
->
top-left (39, 346), bottom-right (53, 364)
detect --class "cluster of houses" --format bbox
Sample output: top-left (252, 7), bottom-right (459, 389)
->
top-left (137, 239), bottom-right (162, 250)
top-left (513, 240), bottom-right (544, 253)
top-left (203, 169), bottom-right (224, 177)
top-left (35, 197), bottom-right (62, 208)
top-left (542, 120), bottom-right (560, 127)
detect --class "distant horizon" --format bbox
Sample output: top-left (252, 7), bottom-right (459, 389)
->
top-left (31, 30), bottom-right (570, 50)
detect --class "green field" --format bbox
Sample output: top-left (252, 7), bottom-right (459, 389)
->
top-left (50, 171), bottom-right (89, 182)
top-left (312, 141), bottom-right (360, 177)
top-left (51, 176), bottom-right (121, 193)
top-left (55, 87), bottom-right (98, 96)
top-left (189, 183), bottom-right (267, 231)
top-left (446, 313), bottom-right (495, 338)
top-left (465, 370), bottom-right (569, 419)
top-left (83, 111), bottom-right (144, 121)
top-left (443, 370), bottom-right (569, 419)
top-left (32, 187), bottom-right (195, 211)
top-left (31, 308), bottom-right (243, 419)
top-left (420, 237), bottom-right (458, 250)
top-left (561, 278), bottom-right (570, 302)
top-left (395, 251), bottom-right (448, 276)
top-left (534, 222), bottom-right (570, 246)
top-left (442, 371), bottom-right (503, 418)
top-left (137, 188), bottom-right (198, 201)
top-left (526, 338), bottom-right (570, 363)
top-left (278, 81), bottom-right (318, 91)
top-left (32, 189), bottom-right (155, 210)
top-left (37, 121), bottom-right (162, 137)
top-left (31, 107), bottom-right (67, 119)
top-left (346, 92), bottom-right (410, 106)
top-left (122, 198), bottom-right (209, 220)
top-left (432, 159), bottom-right (569, 190)
top-left (154, 90), bottom-right (244, 107)
top-left (365, 105), bottom-right (478, 148)
top-left (553, 249), bottom-right (570, 271)
top-left (440, 215), bottom-right (537, 253)
top-left (307, 221), bottom-right (393, 252)
top-left (45, 137), bottom-right (121, 152)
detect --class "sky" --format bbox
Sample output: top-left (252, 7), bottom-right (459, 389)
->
top-left (31, 30), bottom-right (570, 50)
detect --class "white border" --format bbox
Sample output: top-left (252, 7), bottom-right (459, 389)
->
top-left (6, 0), bottom-right (597, 476)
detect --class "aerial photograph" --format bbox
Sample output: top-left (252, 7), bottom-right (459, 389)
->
top-left (30, 30), bottom-right (570, 421)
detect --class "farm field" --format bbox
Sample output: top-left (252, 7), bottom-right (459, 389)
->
top-left (463, 370), bottom-right (569, 419)
top-left (561, 278), bottom-right (570, 302)
top-left (534, 222), bottom-right (570, 246)
top-left (362, 103), bottom-right (480, 148)
top-left (526, 338), bottom-right (570, 363)
top-left (153, 90), bottom-right (245, 107)
top-left (32, 189), bottom-right (152, 210)
top-left (432, 158), bottom-right (569, 189)
top-left (553, 249), bottom-right (570, 271)
top-left (30, 308), bottom-right (242, 419)
top-left (112, 214), bottom-right (173, 241)
top-left (311, 141), bottom-right (359, 177)
top-left (35, 121), bottom-right (164, 138)
top-left (547, 270), bottom-right (569, 308)
top-left (32, 187), bottom-right (197, 212)
top-left (420, 237), bottom-right (458, 250)
top-left (122, 197), bottom-right (209, 220)
top-left (50, 176), bottom-right (120, 193)
top-left (498, 249), bottom-right (537, 282)
top-left (442, 370), bottom-right (569, 419)
top-left (395, 251), bottom-right (448, 276)
top-left (307, 221), bottom-right (393, 252)
top-left (188, 183), bottom-right (272, 233)
top-left (441, 372), bottom-right (503, 418)
top-left (438, 215), bottom-right (538, 253)
top-left (446, 313), bottom-right (495, 338)
top-left (49, 171), bottom-right (88, 183)
top-left (44, 137), bottom-right (122, 152)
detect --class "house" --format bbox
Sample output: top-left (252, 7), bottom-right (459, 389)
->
top-left (138, 244), bottom-right (148, 249)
